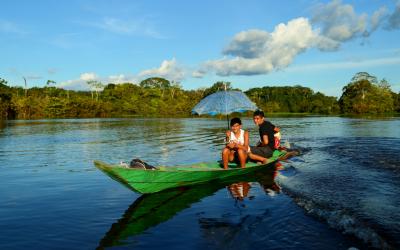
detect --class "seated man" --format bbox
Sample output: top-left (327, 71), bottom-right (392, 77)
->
top-left (222, 117), bottom-right (249, 169)
top-left (248, 110), bottom-right (279, 164)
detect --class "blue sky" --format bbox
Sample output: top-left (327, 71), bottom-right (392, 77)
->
top-left (1, 0), bottom-right (399, 97)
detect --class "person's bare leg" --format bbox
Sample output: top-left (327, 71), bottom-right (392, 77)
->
top-left (237, 149), bottom-right (247, 168)
top-left (248, 152), bottom-right (267, 164)
top-left (222, 148), bottom-right (230, 169)
top-left (228, 150), bottom-right (235, 162)
top-left (278, 150), bottom-right (299, 161)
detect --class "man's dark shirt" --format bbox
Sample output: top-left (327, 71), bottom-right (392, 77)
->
top-left (259, 120), bottom-right (275, 150)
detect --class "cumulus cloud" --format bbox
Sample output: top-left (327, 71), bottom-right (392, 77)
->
top-left (203, 18), bottom-right (317, 76)
top-left (79, 72), bottom-right (98, 81)
top-left (222, 29), bottom-right (270, 58)
top-left (59, 72), bottom-right (140, 90)
top-left (59, 72), bottom-right (98, 90)
top-left (60, 1), bottom-right (400, 84)
top-left (198, 0), bottom-right (399, 77)
top-left (108, 74), bottom-right (138, 84)
top-left (385, 1), bottom-right (400, 30)
top-left (311, 0), bottom-right (368, 42)
top-left (138, 58), bottom-right (185, 82)
top-left (59, 58), bottom-right (187, 90)
top-left (371, 6), bottom-right (388, 32)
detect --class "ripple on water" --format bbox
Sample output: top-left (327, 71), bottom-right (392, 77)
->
top-left (0, 117), bottom-right (399, 249)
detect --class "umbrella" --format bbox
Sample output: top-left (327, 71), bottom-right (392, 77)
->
top-left (192, 90), bottom-right (258, 128)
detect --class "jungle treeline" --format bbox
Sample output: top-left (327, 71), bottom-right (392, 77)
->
top-left (0, 72), bottom-right (399, 119)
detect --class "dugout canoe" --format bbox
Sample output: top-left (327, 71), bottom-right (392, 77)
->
top-left (94, 150), bottom-right (287, 194)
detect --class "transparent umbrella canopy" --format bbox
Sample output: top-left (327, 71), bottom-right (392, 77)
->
top-left (192, 90), bottom-right (258, 128)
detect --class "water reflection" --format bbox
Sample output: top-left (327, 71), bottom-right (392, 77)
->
top-left (97, 164), bottom-right (280, 249)
top-left (226, 170), bottom-right (281, 201)
top-left (0, 120), bottom-right (6, 132)
top-left (199, 168), bottom-right (283, 249)
top-left (227, 182), bottom-right (251, 201)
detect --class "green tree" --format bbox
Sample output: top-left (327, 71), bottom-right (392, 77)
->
top-left (139, 77), bottom-right (172, 99)
top-left (0, 78), bottom-right (7, 87)
top-left (393, 92), bottom-right (400, 112)
top-left (0, 78), bottom-right (12, 118)
top-left (87, 80), bottom-right (104, 101)
top-left (203, 81), bottom-right (232, 97)
top-left (339, 73), bottom-right (394, 114)
top-left (351, 72), bottom-right (378, 85)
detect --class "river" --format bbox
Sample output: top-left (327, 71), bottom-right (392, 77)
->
top-left (0, 117), bottom-right (399, 249)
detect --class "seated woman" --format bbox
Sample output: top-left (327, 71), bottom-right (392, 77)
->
top-left (222, 117), bottom-right (249, 169)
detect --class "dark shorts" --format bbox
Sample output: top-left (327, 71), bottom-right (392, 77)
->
top-left (249, 146), bottom-right (273, 158)
top-left (231, 150), bottom-right (249, 163)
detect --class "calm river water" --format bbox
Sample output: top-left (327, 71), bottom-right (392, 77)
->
top-left (0, 117), bottom-right (399, 249)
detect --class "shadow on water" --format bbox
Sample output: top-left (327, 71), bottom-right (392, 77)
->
top-left (96, 164), bottom-right (280, 249)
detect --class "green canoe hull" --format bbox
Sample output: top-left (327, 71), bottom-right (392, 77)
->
top-left (94, 150), bottom-right (286, 194)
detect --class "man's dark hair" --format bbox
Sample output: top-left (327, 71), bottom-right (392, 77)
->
top-left (253, 109), bottom-right (264, 117)
top-left (230, 117), bottom-right (242, 126)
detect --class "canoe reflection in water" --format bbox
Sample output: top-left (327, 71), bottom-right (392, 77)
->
top-left (97, 163), bottom-right (280, 249)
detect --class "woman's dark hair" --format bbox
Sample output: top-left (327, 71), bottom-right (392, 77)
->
top-left (230, 117), bottom-right (242, 126)
top-left (253, 109), bottom-right (264, 117)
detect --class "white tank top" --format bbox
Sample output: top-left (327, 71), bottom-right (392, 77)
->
top-left (229, 129), bottom-right (245, 145)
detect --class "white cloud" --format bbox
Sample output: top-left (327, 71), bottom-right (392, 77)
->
top-left (197, 0), bottom-right (400, 77)
top-left (371, 6), bottom-right (388, 32)
top-left (311, 0), bottom-right (368, 42)
top-left (223, 29), bottom-right (270, 58)
top-left (138, 58), bottom-right (185, 82)
top-left (203, 18), bottom-right (317, 76)
top-left (59, 1), bottom-right (400, 87)
top-left (385, 0), bottom-right (400, 30)
top-left (59, 72), bottom-right (99, 90)
top-left (59, 59), bottom-right (186, 90)
top-left (59, 79), bottom-right (88, 90)
top-left (311, 0), bottom-right (398, 43)
top-left (108, 74), bottom-right (139, 84)
top-left (80, 72), bottom-right (98, 81)
top-left (59, 72), bottom-right (140, 90)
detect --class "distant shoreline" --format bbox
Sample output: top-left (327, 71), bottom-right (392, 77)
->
top-left (1, 112), bottom-right (399, 121)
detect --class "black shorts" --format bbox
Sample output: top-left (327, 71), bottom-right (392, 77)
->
top-left (249, 146), bottom-right (273, 158)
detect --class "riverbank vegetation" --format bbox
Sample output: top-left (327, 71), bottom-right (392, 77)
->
top-left (0, 72), bottom-right (398, 119)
